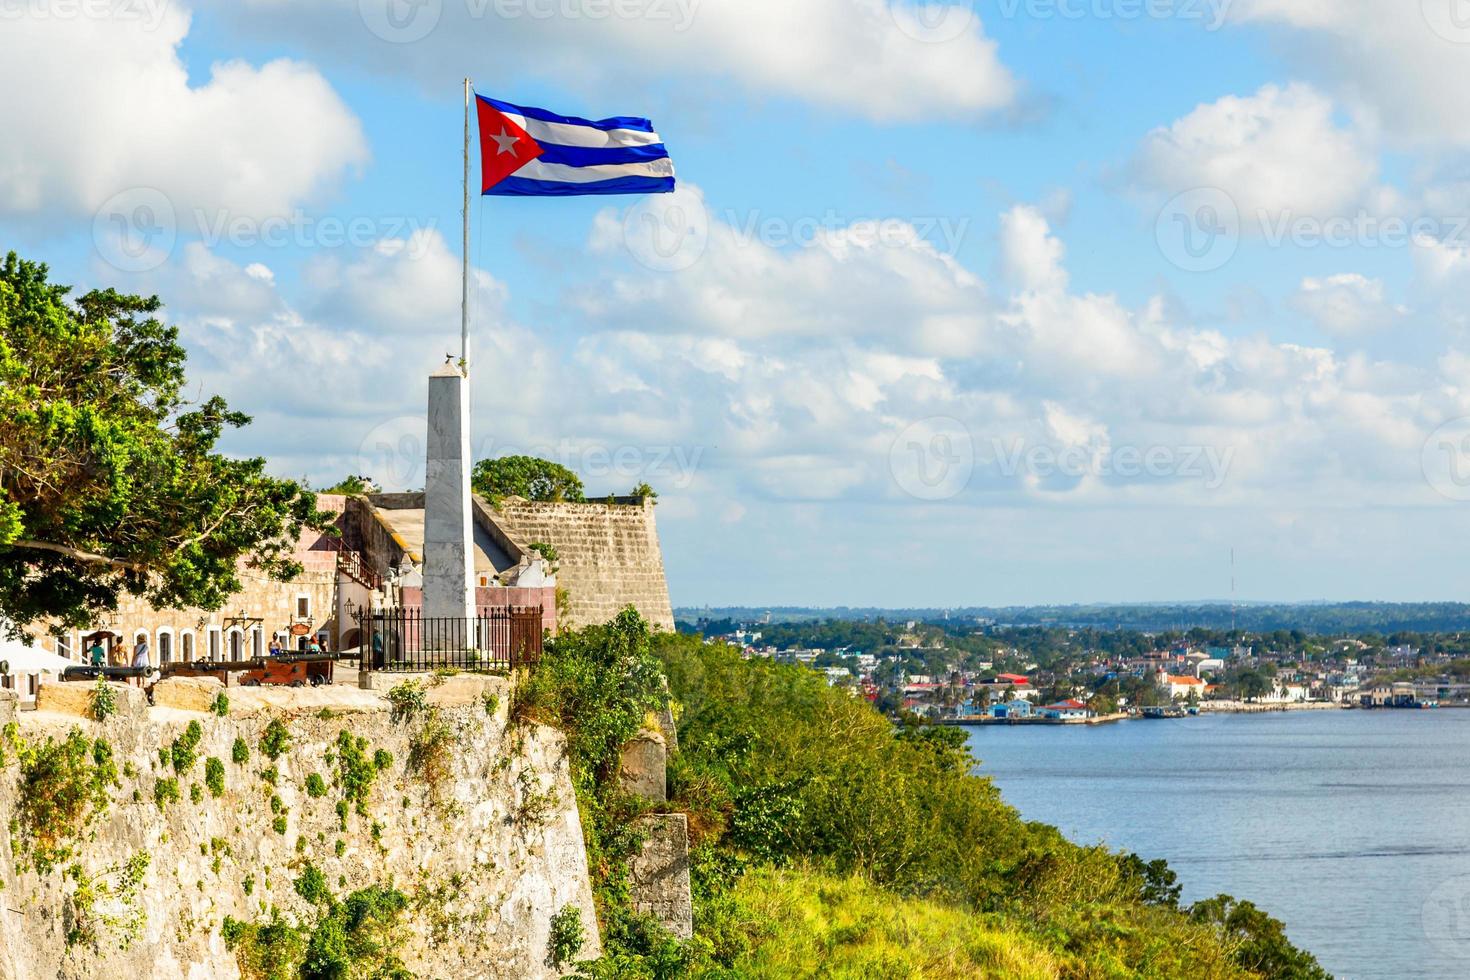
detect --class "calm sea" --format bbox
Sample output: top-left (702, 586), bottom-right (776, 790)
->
top-left (967, 710), bottom-right (1470, 980)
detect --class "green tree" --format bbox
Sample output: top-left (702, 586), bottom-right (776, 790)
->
top-left (318, 475), bottom-right (380, 496)
top-left (0, 254), bottom-right (327, 632)
top-left (471, 455), bottom-right (585, 503)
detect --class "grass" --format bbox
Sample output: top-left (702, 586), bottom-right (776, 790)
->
top-left (726, 867), bottom-right (1063, 979)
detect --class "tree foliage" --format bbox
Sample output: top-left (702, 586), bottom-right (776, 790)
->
top-left (0, 253), bottom-right (328, 631)
top-left (471, 455), bottom-right (585, 504)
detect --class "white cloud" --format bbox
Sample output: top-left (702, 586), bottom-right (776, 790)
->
top-left (220, 0), bottom-right (1016, 122)
top-left (1290, 274), bottom-right (1407, 337)
top-left (1132, 83), bottom-right (1376, 219)
top-left (998, 205), bottom-right (1067, 294)
top-left (0, 4), bottom-right (366, 221)
top-left (1228, 0), bottom-right (1470, 149)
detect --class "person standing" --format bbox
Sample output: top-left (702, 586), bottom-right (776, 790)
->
top-left (131, 635), bottom-right (150, 686)
top-left (88, 639), bottom-right (106, 669)
top-left (268, 637), bottom-right (283, 658)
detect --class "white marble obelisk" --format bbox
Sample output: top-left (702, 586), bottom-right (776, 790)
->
top-left (422, 363), bottom-right (475, 622)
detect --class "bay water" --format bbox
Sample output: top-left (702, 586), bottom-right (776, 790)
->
top-left (967, 710), bottom-right (1470, 979)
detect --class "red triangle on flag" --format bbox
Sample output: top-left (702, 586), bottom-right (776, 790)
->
top-left (476, 99), bottom-right (544, 193)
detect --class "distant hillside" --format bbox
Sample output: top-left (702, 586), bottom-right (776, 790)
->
top-left (676, 602), bottom-right (1470, 635)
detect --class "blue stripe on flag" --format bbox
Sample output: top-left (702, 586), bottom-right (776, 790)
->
top-left (479, 96), bottom-right (655, 134)
top-left (535, 143), bottom-right (670, 168)
top-left (485, 174), bottom-right (677, 197)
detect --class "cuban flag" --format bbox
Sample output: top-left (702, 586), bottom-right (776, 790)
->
top-left (476, 95), bottom-right (675, 197)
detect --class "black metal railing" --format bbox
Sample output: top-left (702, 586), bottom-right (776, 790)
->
top-left (357, 607), bottom-right (543, 674)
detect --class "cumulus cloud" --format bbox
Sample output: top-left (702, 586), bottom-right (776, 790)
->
top-left (1228, 0), bottom-right (1470, 150)
top-left (217, 0), bottom-right (1017, 122)
top-left (1290, 274), bottom-right (1407, 337)
top-left (1131, 83), bottom-right (1376, 220)
top-left (998, 205), bottom-right (1067, 294)
top-left (0, 3), bottom-right (366, 222)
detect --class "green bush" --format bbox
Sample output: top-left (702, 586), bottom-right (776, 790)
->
top-left (334, 730), bottom-right (376, 816)
top-left (386, 681), bottom-right (427, 724)
top-left (372, 749), bottom-right (393, 772)
top-left (547, 904), bottom-right (586, 968)
top-left (294, 862), bottom-right (332, 907)
top-left (12, 728), bottom-right (117, 869)
top-left (223, 884), bottom-right (411, 980)
top-left (154, 778), bottom-right (180, 811)
top-left (407, 712), bottom-right (454, 799)
top-left (210, 692), bottom-right (230, 717)
top-left (231, 737), bottom-right (249, 765)
top-left (305, 773), bottom-right (327, 798)
top-left (205, 757), bottom-right (226, 798)
top-left (89, 678), bottom-right (116, 722)
top-left (169, 720), bottom-right (203, 774)
top-left (261, 719), bottom-right (292, 760)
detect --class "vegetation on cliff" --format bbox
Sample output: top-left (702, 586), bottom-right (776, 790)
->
top-left (529, 614), bottom-right (1328, 978)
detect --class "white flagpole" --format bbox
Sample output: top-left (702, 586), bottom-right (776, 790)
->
top-left (462, 77), bottom-right (472, 374)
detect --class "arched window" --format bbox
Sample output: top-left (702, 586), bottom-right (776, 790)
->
top-left (228, 629), bottom-right (244, 662)
top-left (181, 631), bottom-right (195, 661)
top-left (157, 630), bottom-right (173, 666)
top-left (252, 628), bottom-right (263, 659)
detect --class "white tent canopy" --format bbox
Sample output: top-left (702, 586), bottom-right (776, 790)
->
top-left (0, 635), bottom-right (75, 674)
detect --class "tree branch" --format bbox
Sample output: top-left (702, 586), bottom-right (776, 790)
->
top-left (8, 539), bottom-right (149, 573)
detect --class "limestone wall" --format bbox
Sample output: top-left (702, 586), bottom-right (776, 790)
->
top-left (0, 676), bottom-right (601, 979)
top-left (485, 498), bottom-right (675, 631)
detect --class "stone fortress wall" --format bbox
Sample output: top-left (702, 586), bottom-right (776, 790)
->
top-left (0, 675), bottom-right (602, 980)
top-left (486, 496), bottom-right (675, 632)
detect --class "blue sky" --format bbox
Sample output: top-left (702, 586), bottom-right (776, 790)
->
top-left (8, 0), bottom-right (1470, 607)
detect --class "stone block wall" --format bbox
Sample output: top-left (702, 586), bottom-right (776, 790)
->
top-left (0, 677), bottom-right (602, 979)
top-left (485, 497), bottom-right (674, 632)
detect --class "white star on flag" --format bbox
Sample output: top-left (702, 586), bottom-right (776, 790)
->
top-left (491, 129), bottom-right (520, 155)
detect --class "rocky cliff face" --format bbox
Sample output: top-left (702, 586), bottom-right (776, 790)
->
top-left (0, 675), bottom-right (601, 979)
